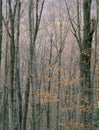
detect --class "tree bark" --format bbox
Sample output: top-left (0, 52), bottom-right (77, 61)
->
top-left (47, 35), bottom-right (53, 129)
top-left (80, 0), bottom-right (95, 129)
top-left (15, 1), bottom-right (22, 130)
top-left (0, 0), bottom-right (2, 66)
top-left (2, 2), bottom-right (9, 128)
top-left (7, 1), bottom-right (18, 129)
top-left (22, 1), bottom-right (45, 130)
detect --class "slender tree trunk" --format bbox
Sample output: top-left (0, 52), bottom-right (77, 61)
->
top-left (56, 21), bottom-right (63, 130)
top-left (22, 1), bottom-right (45, 130)
top-left (22, 76), bottom-right (30, 130)
top-left (57, 51), bottom-right (62, 130)
top-left (47, 35), bottom-right (53, 129)
top-left (2, 25), bottom-right (9, 130)
top-left (2, 1), bottom-right (8, 129)
top-left (15, 1), bottom-right (22, 130)
top-left (9, 13), bottom-right (15, 130)
top-left (7, 0), bottom-right (18, 129)
top-left (0, 0), bottom-right (2, 66)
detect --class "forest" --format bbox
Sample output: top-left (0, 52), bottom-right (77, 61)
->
top-left (0, 0), bottom-right (99, 130)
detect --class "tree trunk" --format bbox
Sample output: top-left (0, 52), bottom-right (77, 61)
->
top-left (22, 1), bottom-right (45, 130)
top-left (0, 0), bottom-right (2, 66)
top-left (7, 0), bottom-right (18, 129)
top-left (2, 26), bottom-right (9, 130)
top-left (47, 35), bottom-right (53, 129)
top-left (22, 77), bottom-right (30, 130)
top-left (15, 1), bottom-right (22, 130)
top-left (80, 0), bottom-right (94, 129)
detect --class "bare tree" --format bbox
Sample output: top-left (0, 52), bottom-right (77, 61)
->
top-left (0, 0), bottom-right (2, 66)
top-left (80, 1), bottom-right (96, 129)
top-left (15, 0), bottom-right (22, 130)
top-left (22, 1), bottom-right (45, 130)
top-left (1, 0), bottom-right (98, 130)
top-left (2, 0), bottom-right (22, 129)
top-left (46, 34), bottom-right (53, 129)
top-left (2, 1), bottom-right (9, 130)
top-left (65, 0), bottom-right (96, 129)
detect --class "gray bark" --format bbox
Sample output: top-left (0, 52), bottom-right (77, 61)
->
top-left (47, 34), bottom-right (53, 129)
top-left (0, 0), bottom-right (2, 66)
top-left (80, 0), bottom-right (95, 129)
top-left (22, 1), bottom-right (45, 130)
top-left (15, 0), bottom-right (22, 130)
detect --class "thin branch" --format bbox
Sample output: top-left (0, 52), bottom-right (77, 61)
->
top-left (13, 0), bottom-right (18, 20)
top-left (8, 0), bottom-right (13, 22)
top-left (38, 0), bottom-right (45, 25)
top-left (2, 16), bottom-right (11, 38)
top-left (64, 0), bottom-right (82, 50)
top-left (77, 0), bottom-right (82, 48)
top-left (34, 0), bottom-right (45, 42)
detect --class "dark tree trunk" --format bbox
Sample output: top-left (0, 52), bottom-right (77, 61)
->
top-left (47, 35), bottom-right (53, 129)
top-left (15, 1), bottom-right (22, 130)
top-left (80, 0), bottom-right (95, 129)
top-left (22, 1), bottom-right (45, 130)
top-left (7, 1), bottom-right (18, 129)
top-left (0, 0), bottom-right (2, 66)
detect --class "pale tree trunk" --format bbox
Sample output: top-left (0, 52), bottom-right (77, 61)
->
top-left (29, 0), bottom-right (36, 129)
top-left (56, 22), bottom-right (63, 130)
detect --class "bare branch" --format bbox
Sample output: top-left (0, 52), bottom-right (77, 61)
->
top-left (2, 16), bottom-right (11, 38)
top-left (64, 0), bottom-right (82, 50)
top-left (34, 0), bottom-right (45, 42)
top-left (13, 0), bottom-right (18, 19)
